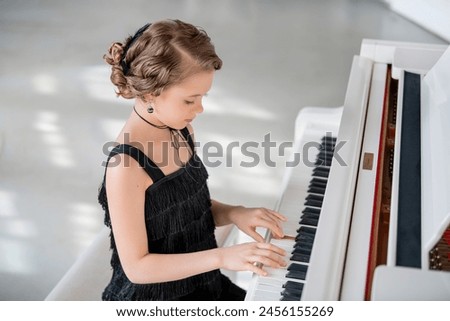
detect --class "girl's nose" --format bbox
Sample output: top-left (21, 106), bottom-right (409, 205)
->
top-left (196, 102), bottom-right (204, 114)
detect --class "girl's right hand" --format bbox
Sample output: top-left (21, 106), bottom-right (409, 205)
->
top-left (218, 242), bottom-right (287, 276)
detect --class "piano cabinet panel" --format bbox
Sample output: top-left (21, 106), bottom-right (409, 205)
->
top-left (371, 265), bottom-right (450, 300)
top-left (340, 63), bottom-right (392, 300)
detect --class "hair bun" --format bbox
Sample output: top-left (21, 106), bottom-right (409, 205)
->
top-left (104, 42), bottom-right (125, 66)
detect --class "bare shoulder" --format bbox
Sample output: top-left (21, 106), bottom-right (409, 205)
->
top-left (105, 153), bottom-right (153, 194)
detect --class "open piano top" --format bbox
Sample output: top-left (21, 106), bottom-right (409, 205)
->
top-left (244, 39), bottom-right (450, 301)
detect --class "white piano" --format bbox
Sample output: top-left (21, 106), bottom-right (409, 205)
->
top-left (245, 39), bottom-right (450, 301)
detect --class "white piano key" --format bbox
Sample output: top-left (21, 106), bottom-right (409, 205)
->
top-left (250, 269), bottom-right (307, 301)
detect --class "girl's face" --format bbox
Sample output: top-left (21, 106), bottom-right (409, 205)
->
top-left (148, 70), bottom-right (215, 129)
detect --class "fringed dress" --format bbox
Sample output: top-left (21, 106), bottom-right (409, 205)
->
top-left (98, 127), bottom-right (245, 300)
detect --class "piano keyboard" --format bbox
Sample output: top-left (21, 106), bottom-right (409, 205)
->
top-left (246, 136), bottom-right (337, 301)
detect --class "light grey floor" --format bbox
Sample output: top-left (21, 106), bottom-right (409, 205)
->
top-left (0, 0), bottom-right (446, 300)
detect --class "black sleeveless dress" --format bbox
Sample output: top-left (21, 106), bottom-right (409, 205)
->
top-left (98, 128), bottom-right (245, 300)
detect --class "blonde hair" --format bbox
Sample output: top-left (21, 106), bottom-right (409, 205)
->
top-left (104, 19), bottom-right (222, 99)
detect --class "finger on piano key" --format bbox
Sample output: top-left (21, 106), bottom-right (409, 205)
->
top-left (270, 238), bottom-right (296, 253)
top-left (253, 263), bottom-right (307, 301)
top-left (280, 220), bottom-right (300, 237)
top-left (281, 235), bottom-right (296, 240)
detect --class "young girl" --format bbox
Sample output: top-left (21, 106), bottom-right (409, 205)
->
top-left (98, 19), bottom-right (287, 301)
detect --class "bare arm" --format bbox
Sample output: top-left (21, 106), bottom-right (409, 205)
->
top-left (106, 155), bottom-right (286, 284)
top-left (211, 199), bottom-right (287, 242)
top-left (210, 199), bottom-right (239, 226)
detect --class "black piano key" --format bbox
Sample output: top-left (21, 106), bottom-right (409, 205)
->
top-left (292, 235), bottom-right (314, 244)
top-left (312, 169), bottom-right (329, 178)
top-left (313, 166), bottom-right (330, 175)
top-left (295, 233), bottom-right (315, 244)
top-left (307, 185), bottom-right (326, 195)
top-left (288, 263), bottom-right (308, 272)
top-left (315, 158), bottom-right (333, 167)
top-left (295, 228), bottom-right (316, 242)
top-left (281, 291), bottom-right (302, 301)
top-left (309, 177), bottom-right (328, 188)
top-left (283, 280), bottom-right (304, 292)
top-left (290, 253), bottom-right (310, 263)
top-left (296, 227), bottom-right (316, 239)
top-left (319, 146), bottom-right (335, 154)
top-left (307, 193), bottom-right (324, 200)
top-left (320, 140), bottom-right (336, 148)
top-left (304, 199), bottom-right (323, 208)
top-left (296, 231), bottom-right (315, 241)
top-left (281, 289), bottom-right (302, 300)
top-left (318, 147), bottom-right (333, 153)
top-left (302, 206), bottom-right (321, 215)
top-left (317, 150), bottom-right (334, 159)
top-left (304, 191), bottom-right (324, 206)
top-left (306, 194), bottom-right (324, 202)
top-left (321, 138), bottom-right (337, 147)
top-left (286, 271), bottom-right (307, 281)
top-left (319, 147), bottom-right (335, 155)
top-left (300, 212), bottom-right (320, 221)
top-left (286, 264), bottom-right (308, 280)
top-left (292, 244), bottom-right (312, 255)
top-left (293, 243), bottom-right (313, 254)
top-left (301, 210), bottom-right (320, 217)
top-left (312, 167), bottom-right (330, 174)
top-left (281, 287), bottom-right (303, 297)
top-left (315, 141), bottom-right (336, 166)
top-left (280, 295), bottom-right (300, 301)
top-left (296, 226), bottom-right (316, 235)
top-left (292, 248), bottom-right (311, 260)
top-left (299, 217), bottom-right (319, 227)
top-left (294, 240), bottom-right (313, 249)
top-left (301, 210), bottom-right (320, 218)
top-left (321, 135), bottom-right (337, 141)
top-left (292, 248), bottom-right (312, 258)
top-left (321, 154), bottom-right (334, 162)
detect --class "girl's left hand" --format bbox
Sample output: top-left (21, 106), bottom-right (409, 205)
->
top-left (228, 206), bottom-right (287, 242)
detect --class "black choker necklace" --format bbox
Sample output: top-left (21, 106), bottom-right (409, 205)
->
top-left (132, 106), bottom-right (187, 153)
top-left (133, 106), bottom-right (168, 129)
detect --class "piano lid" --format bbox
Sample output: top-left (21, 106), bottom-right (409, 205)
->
top-left (392, 47), bottom-right (446, 79)
top-left (421, 45), bottom-right (450, 267)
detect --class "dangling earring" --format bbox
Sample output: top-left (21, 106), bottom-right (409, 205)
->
top-left (147, 104), bottom-right (154, 113)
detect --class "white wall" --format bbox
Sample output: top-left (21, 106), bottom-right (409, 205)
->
top-left (383, 0), bottom-right (450, 42)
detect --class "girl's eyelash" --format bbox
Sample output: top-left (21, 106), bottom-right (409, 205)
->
top-left (185, 100), bottom-right (194, 105)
